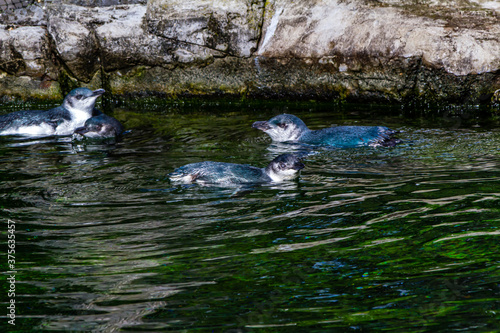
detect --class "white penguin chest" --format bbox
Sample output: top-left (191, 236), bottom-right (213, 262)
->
top-left (55, 109), bottom-right (91, 135)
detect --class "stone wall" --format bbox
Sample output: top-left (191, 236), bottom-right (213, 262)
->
top-left (0, 0), bottom-right (499, 105)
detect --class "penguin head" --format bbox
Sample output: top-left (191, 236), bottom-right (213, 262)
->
top-left (73, 114), bottom-right (123, 139)
top-left (265, 153), bottom-right (305, 182)
top-left (63, 88), bottom-right (105, 115)
top-left (252, 114), bottom-right (309, 142)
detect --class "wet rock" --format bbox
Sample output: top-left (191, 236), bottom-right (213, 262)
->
top-left (107, 58), bottom-right (256, 96)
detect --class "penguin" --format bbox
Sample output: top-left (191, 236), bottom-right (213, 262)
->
top-left (0, 88), bottom-right (105, 137)
top-left (169, 154), bottom-right (305, 185)
top-left (252, 114), bottom-right (401, 148)
top-left (72, 114), bottom-right (124, 140)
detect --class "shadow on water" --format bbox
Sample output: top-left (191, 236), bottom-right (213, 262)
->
top-left (0, 103), bottom-right (499, 332)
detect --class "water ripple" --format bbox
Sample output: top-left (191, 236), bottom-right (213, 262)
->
top-left (1, 106), bottom-right (499, 331)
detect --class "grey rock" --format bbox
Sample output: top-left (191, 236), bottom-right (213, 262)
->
top-left (0, 4), bottom-right (47, 26)
top-left (95, 5), bottom-right (183, 70)
top-left (0, 25), bottom-right (60, 101)
top-left (44, 4), bottom-right (225, 76)
top-left (0, 0), bottom-right (499, 104)
top-left (0, 25), bottom-right (53, 78)
top-left (146, 0), bottom-right (265, 57)
top-left (64, 0), bottom-right (146, 6)
top-left (258, 0), bottom-right (500, 76)
top-left (47, 13), bottom-right (100, 82)
top-left (95, 4), bottom-right (225, 70)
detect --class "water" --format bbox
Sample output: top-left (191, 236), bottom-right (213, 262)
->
top-left (1, 102), bottom-right (499, 332)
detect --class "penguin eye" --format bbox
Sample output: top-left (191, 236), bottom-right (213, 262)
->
top-left (75, 94), bottom-right (83, 100)
top-left (277, 123), bottom-right (288, 129)
top-left (279, 162), bottom-right (286, 169)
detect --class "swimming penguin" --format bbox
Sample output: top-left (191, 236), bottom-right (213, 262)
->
top-left (252, 114), bottom-right (401, 148)
top-left (72, 114), bottom-right (124, 140)
top-left (169, 154), bottom-right (305, 185)
top-left (0, 88), bottom-right (105, 136)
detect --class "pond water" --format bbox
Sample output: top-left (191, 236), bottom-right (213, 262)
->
top-left (1, 101), bottom-right (499, 332)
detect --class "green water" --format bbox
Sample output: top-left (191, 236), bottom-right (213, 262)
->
top-left (1, 102), bottom-right (499, 332)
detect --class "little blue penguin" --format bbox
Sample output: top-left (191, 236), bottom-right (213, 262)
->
top-left (169, 154), bottom-right (305, 185)
top-left (0, 88), bottom-right (105, 136)
top-left (73, 114), bottom-right (124, 140)
top-left (252, 114), bottom-right (401, 148)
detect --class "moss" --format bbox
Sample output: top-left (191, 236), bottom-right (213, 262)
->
top-left (331, 84), bottom-right (351, 101)
top-left (1, 52), bottom-right (497, 113)
top-left (58, 70), bottom-right (80, 97)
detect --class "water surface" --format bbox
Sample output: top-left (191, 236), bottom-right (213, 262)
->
top-left (1, 102), bottom-right (499, 332)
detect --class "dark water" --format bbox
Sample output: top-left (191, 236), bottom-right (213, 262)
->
top-left (1, 102), bottom-right (499, 332)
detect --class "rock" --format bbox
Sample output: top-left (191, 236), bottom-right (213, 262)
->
top-left (47, 13), bottom-right (100, 82)
top-left (0, 28), bottom-right (24, 75)
top-left (0, 21), bottom-right (62, 101)
top-left (258, 0), bottom-right (500, 76)
top-left (64, 0), bottom-right (147, 6)
top-left (97, 4), bottom-right (227, 70)
top-left (45, 4), bottom-right (225, 76)
top-left (0, 4), bottom-right (47, 26)
top-left (146, 0), bottom-right (265, 57)
top-left (107, 58), bottom-right (256, 96)
top-left (0, 25), bottom-right (53, 78)
top-left (95, 5), bottom-right (193, 71)
top-left (0, 0), bottom-right (499, 105)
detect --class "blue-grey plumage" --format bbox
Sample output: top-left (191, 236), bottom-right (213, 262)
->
top-left (169, 154), bottom-right (305, 185)
top-left (0, 88), bottom-right (105, 137)
top-left (252, 114), bottom-right (401, 148)
top-left (73, 114), bottom-right (124, 140)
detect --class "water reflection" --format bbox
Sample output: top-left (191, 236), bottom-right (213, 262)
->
top-left (0, 105), bottom-right (498, 331)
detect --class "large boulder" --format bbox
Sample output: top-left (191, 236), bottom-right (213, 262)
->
top-left (258, 0), bottom-right (500, 76)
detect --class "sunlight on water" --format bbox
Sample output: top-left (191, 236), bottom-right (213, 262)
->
top-left (0, 103), bottom-right (498, 331)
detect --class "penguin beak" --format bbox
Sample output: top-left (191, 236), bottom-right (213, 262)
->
top-left (74, 126), bottom-right (89, 135)
top-left (252, 121), bottom-right (271, 131)
top-left (91, 89), bottom-right (106, 97)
